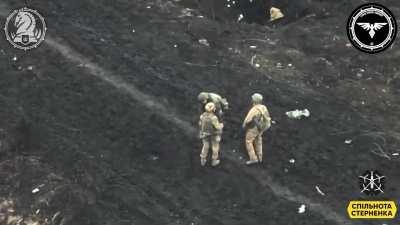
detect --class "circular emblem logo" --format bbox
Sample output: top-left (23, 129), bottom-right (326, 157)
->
top-left (347, 3), bottom-right (397, 54)
top-left (4, 7), bottom-right (47, 51)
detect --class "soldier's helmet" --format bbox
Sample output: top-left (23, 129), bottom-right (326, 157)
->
top-left (205, 102), bottom-right (216, 112)
top-left (251, 93), bottom-right (263, 103)
top-left (197, 92), bottom-right (209, 103)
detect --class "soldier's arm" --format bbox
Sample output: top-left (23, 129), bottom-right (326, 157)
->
top-left (198, 115), bottom-right (203, 127)
top-left (212, 116), bottom-right (223, 130)
top-left (242, 108), bottom-right (257, 127)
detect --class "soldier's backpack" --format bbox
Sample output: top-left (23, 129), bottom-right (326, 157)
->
top-left (253, 109), bottom-right (271, 132)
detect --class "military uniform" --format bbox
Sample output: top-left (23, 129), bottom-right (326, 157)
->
top-left (199, 102), bottom-right (224, 166)
top-left (242, 94), bottom-right (271, 165)
top-left (198, 92), bottom-right (229, 120)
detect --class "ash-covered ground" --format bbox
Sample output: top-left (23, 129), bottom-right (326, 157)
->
top-left (0, 0), bottom-right (399, 225)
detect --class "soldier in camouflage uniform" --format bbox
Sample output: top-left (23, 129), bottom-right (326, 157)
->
top-left (197, 92), bottom-right (229, 121)
top-left (199, 102), bottom-right (224, 167)
top-left (242, 93), bottom-right (271, 165)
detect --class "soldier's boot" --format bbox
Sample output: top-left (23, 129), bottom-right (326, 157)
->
top-left (246, 160), bottom-right (258, 166)
top-left (201, 158), bottom-right (207, 166)
top-left (211, 159), bottom-right (220, 167)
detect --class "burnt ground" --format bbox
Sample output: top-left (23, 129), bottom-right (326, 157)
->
top-left (0, 0), bottom-right (399, 225)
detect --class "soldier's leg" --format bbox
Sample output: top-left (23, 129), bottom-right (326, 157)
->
top-left (245, 128), bottom-right (258, 161)
top-left (200, 137), bottom-right (210, 165)
top-left (211, 135), bottom-right (221, 161)
top-left (255, 133), bottom-right (263, 162)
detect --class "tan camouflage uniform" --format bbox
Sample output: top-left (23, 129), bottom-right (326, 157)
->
top-left (242, 94), bottom-right (270, 165)
top-left (199, 102), bottom-right (224, 166)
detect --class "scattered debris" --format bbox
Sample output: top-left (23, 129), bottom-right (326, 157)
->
top-left (249, 45), bottom-right (257, 49)
top-left (271, 120), bottom-right (276, 124)
top-left (255, 63), bottom-right (260, 68)
top-left (237, 14), bottom-right (244, 22)
top-left (346, 43), bottom-right (352, 47)
top-left (288, 63), bottom-right (293, 67)
top-left (392, 153), bottom-right (399, 156)
top-left (276, 62), bottom-right (283, 68)
top-left (289, 159), bottom-right (295, 164)
top-left (270, 7), bottom-right (284, 21)
top-left (284, 168), bottom-right (289, 173)
top-left (150, 155), bottom-right (159, 161)
top-left (27, 66), bottom-right (34, 71)
top-left (12, 56), bottom-right (18, 61)
top-left (32, 188), bottom-right (40, 194)
top-left (315, 185), bottom-right (326, 196)
top-left (286, 109), bottom-right (310, 119)
top-left (146, 6), bottom-right (152, 9)
top-left (132, 28), bottom-right (135, 33)
top-left (174, 44), bottom-right (178, 48)
top-left (298, 204), bottom-right (306, 214)
top-left (198, 38), bottom-right (210, 47)
top-left (344, 139), bottom-right (352, 144)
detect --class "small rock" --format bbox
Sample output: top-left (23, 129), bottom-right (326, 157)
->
top-left (174, 44), bottom-right (178, 48)
top-left (288, 63), bottom-right (293, 67)
top-left (146, 6), bottom-right (151, 9)
top-left (289, 159), bottom-right (295, 164)
top-left (27, 66), bottom-right (34, 71)
top-left (237, 14), bottom-right (244, 22)
top-left (198, 38), bottom-right (210, 47)
top-left (298, 204), bottom-right (306, 214)
top-left (32, 188), bottom-right (40, 194)
top-left (249, 45), bottom-right (257, 49)
top-left (284, 168), bottom-right (289, 173)
top-left (346, 43), bottom-right (352, 47)
top-left (132, 28), bottom-right (136, 33)
top-left (345, 139), bottom-right (352, 144)
top-left (255, 63), bottom-right (260, 68)
top-left (12, 56), bottom-right (18, 61)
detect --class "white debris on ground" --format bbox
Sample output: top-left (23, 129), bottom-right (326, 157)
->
top-left (150, 155), bottom-right (159, 161)
top-left (289, 159), bottom-right (295, 164)
top-left (249, 45), bottom-right (257, 49)
top-left (392, 153), bottom-right (399, 156)
top-left (344, 139), bottom-right (352, 144)
top-left (298, 204), bottom-right (306, 214)
top-left (174, 44), bottom-right (178, 48)
top-left (132, 28), bottom-right (135, 33)
top-left (284, 168), bottom-right (289, 173)
top-left (315, 185), bottom-right (326, 196)
top-left (198, 38), bottom-right (210, 47)
top-left (286, 109), bottom-right (310, 119)
top-left (237, 14), bottom-right (244, 22)
top-left (179, 8), bottom-right (194, 17)
top-left (32, 188), bottom-right (40, 194)
top-left (250, 55), bottom-right (260, 68)
top-left (27, 66), bottom-right (34, 71)
top-left (12, 56), bottom-right (17, 61)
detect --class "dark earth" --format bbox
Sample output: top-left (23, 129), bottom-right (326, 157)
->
top-left (0, 0), bottom-right (399, 225)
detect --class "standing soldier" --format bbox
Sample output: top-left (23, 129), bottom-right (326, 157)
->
top-left (242, 93), bottom-right (271, 165)
top-left (199, 102), bottom-right (224, 167)
top-left (197, 92), bottom-right (229, 120)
